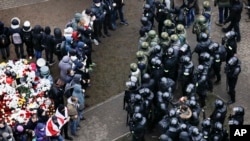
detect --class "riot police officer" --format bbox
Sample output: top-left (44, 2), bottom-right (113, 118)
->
top-left (129, 113), bottom-right (147, 141)
top-left (159, 32), bottom-right (171, 54)
top-left (210, 99), bottom-right (227, 124)
top-left (136, 50), bottom-right (149, 75)
top-left (193, 64), bottom-right (208, 107)
top-left (162, 47), bottom-right (179, 81)
top-left (224, 56), bottom-right (241, 104)
top-left (143, 4), bottom-right (155, 28)
top-left (228, 106), bottom-right (244, 125)
top-left (179, 56), bottom-right (194, 96)
top-left (141, 73), bottom-right (156, 93)
top-left (162, 19), bottom-right (176, 36)
top-left (222, 30), bottom-right (237, 62)
top-left (192, 15), bottom-right (209, 41)
top-left (139, 16), bottom-right (152, 37)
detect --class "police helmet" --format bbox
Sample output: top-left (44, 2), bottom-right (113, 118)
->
top-left (134, 94), bottom-right (142, 102)
top-left (233, 106), bottom-right (245, 116)
top-left (198, 32), bottom-right (208, 41)
top-left (141, 41), bottom-right (149, 50)
top-left (140, 16), bottom-right (148, 26)
top-left (167, 47), bottom-right (174, 56)
top-left (164, 19), bottom-right (172, 27)
top-left (139, 88), bottom-right (150, 97)
top-left (180, 123), bottom-right (188, 131)
top-left (214, 122), bottom-right (223, 131)
top-left (136, 51), bottom-right (145, 59)
top-left (170, 34), bottom-right (178, 42)
top-left (159, 133), bottom-right (172, 141)
top-left (162, 92), bottom-right (173, 101)
top-left (176, 24), bottom-right (185, 33)
top-left (150, 41), bottom-right (158, 47)
top-left (200, 52), bottom-right (210, 61)
top-left (191, 127), bottom-right (200, 136)
top-left (196, 15), bottom-right (206, 24)
top-left (196, 64), bottom-right (204, 73)
top-left (148, 30), bottom-right (157, 38)
top-left (215, 99), bottom-right (224, 109)
top-left (125, 81), bottom-right (136, 89)
top-left (142, 73), bottom-right (150, 82)
top-left (155, 59), bottom-right (162, 67)
top-left (152, 45), bottom-right (161, 54)
top-left (208, 42), bottom-right (219, 52)
top-left (225, 30), bottom-right (236, 39)
top-left (228, 56), bottom-right (239, 66)
top-left (161, 32), bottom-right (169, 39)
top-left (188, 99), bottom-right (197, 108)
top-left (144, 4), bottom-right (151, 9)
top-left (130, 63), bottom-right (138, 72)
top-left (170, 117), bottom-right (178, 126)
top-left (133, 112), bottom-right (143, 122)
top-left (203, 1), bottom-right (210, 8)
top-left (181, 56), bottom-right (191, 64)
top-left (201, 118), bottom-right (211, 129)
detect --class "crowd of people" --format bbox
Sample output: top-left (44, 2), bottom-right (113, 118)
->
top-left (0, 0), bottom-right (129, 141)
top-left (124, 0), bottom-right (245, 141)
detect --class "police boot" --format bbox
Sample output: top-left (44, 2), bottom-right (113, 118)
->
top-left (227, 99), bottom-right (235, 105)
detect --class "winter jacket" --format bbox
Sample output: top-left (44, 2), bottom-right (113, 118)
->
top-left (0, 123), bottom-right (15, 141)
top-left (67, 97), bottom-right (78, 119)
top-left (0, 22), bottom-right (11, 48)
top-left (72, 84), bottom-right (85, 110)
top-left (58, 55), bottom-right (73, 83)
top-left (34, 122), bottom-right (49, 141)
top-left (32, 25), bottom-right (43, 51)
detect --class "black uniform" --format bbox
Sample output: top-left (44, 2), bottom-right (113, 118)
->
top-left (224, 56), bottom-right (241, 104)
top-left (0, 22), bottom-right (11, 60)
top-left (222, 0), bottom-right (243, 42)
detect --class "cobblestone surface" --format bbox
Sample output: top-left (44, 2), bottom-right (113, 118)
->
top-left (0, 0), bottom-right (48, 10)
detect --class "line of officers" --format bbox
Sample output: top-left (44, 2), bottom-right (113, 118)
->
top-left (123, 6), bottom-right (244, 141)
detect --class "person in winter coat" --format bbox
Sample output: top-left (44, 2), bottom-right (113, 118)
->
top-left (55, 104), bottom-right (72, 140)
top-left (74, 61), bottom-right (91, 90)
top-left (25, 114), bottom-right (38, 141)
top-left (22, 21), bottom-right (34, 59)
top-left (52, 27), bottom-right (66, 61)
top-left (0, 21), bottom-right (11, 60)
top-left (49, 78), bottom-right (65, 109)
top-left (34, 122), bottom-right (49, 141)
top-left (9, 17), bottom-right (26, 59)
top-left (13, 122), bottom-right (28, 141)
top-left (37, 108), bottom-right (49, 124)
top-left (0, 119), bottom-right (15, 141)
top-left (32, 25), bottom-right (44, 60)
top-left (67, 96), bottom-right (79, 136)
top-left (42, 26), bottom-right (55, 66)
top-left (45, 115), bottom-right (65, 141)
top-left (58, 55), bottom-right (73, 83)
top-left (72, 83), bottom-right (86, 121)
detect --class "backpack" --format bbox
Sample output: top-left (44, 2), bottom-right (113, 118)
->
top-left (12, 32), bottom-right (22, 44)
top-left (219, 45), bottom-right (227, 62)
top-left (55, 40), bottom-right (66, 55)
top-left (64, 81), bottom-right (74, 98)
top-left (22, 32), bottom-right (32, 42)
top-left (41, 33), bottom-right (49, 48)
top-left (0, 33), bottom-right (10, 47)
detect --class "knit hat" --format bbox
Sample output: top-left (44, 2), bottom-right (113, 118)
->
top-left (64, 27), bottom-right (73, 37)
top-left (16, 125), bottom-right (24, 132)
top-left (11, 17), bottom-right (20, 29)
top-left (85, 9), bottom-right (91, 15)
top-left (40, 66), bottom-right (50, 77)
top-left (23, 21), bottom-right (32, 32)
top-left (36, 123), bottom-right (45, 131)
top-left (36, 58), bottom-right (46, 68)
top-left (44, 26), bottom-right (51, 34)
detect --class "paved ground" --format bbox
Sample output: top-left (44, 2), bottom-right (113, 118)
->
top-left (1, 0), bottom-right (250, 141)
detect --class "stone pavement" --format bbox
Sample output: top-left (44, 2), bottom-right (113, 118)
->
top-left (1, 0), bottom-right (250, 141)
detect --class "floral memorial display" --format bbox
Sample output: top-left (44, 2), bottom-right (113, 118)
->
top-left (0, 59), bottom-right (54, 126)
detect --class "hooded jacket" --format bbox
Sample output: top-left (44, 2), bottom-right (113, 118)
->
top-left (32, 25), bottom-right (43, 51)
top-left (58, 55), bottom-right (73, 83)
top-left (72, 84), bottom-right (85, 109)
